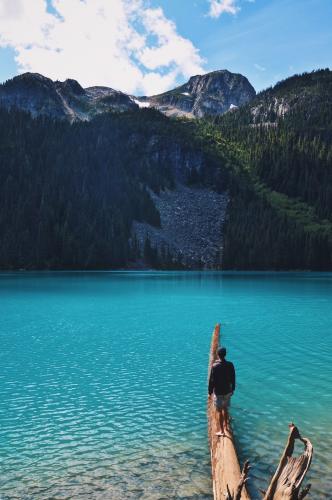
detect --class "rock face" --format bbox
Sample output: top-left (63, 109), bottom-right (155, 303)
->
top-left (0, 70), bottom-right (256, 121)
top-left (236, 69), bottom-right (332, 126)
top-left (132, 185), bottom-right (229, 268)
top-left (144, 70), bottom-right (256, 118)
top-left (0, 73), bottom-right (138, 121)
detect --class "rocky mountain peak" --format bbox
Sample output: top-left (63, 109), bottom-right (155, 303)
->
top-left (0, 72), bottom-right (69, 119)
top-left (0, 73), bottom-right (138, 121)
top-left (2, 72), bottom-right (55, 91)
top-left (146, 69), bottom-right (256, 118)
top-left (58, 78), bottom-right (85, 96)
top-left (186, 69), bottom-right (248, 92)
top-left (9, 72), bottom-right (51, 83)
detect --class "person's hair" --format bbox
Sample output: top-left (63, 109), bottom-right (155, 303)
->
top-left (217, 347), bottom-right (226, 359)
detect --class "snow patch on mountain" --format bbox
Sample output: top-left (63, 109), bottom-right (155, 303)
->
top-left (133, 99), bottom-right (151, 108)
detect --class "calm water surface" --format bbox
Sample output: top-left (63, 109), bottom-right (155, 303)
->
top-left (0, 272), bottom-right (331, 499)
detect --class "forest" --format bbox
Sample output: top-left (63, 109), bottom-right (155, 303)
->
top-left (0, 70), bottom-right (331, 270)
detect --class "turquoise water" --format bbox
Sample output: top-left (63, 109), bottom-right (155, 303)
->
top-left (0, 272), bottom-right (331, 499)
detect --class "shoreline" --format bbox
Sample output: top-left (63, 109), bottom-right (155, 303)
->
top-left (1, 268), bottom-right (332, 274)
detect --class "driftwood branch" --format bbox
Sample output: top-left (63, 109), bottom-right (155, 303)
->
top-left (234, 460), bottom-right (251, 500)
top-left (208, 324), bottom-right (250, 500)
top-left (263, 423), bottom-right (313, 500)
top-left (298, 484), bottom-right (311, 499)
top-left (225, 460), bottom-right (251, 500)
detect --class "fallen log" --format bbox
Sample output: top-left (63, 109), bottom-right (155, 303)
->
top-left (207, 324), bottom-right (313, 500)
top-left (263, 423), bottom-right (313, 500)
top-left (208, 324), bottom-right (250, 500)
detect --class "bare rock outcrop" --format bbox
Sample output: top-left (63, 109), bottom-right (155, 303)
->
top-left (132, 185), bottom-right (229, 268)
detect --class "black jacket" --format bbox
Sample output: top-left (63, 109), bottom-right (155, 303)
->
top-left (208, 359), bottom-right (236, 396)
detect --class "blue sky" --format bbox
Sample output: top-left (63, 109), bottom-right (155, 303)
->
top-left (152, 0), bottom-right (332, 90)
top-left (0, 0), bottom-right (331, 94)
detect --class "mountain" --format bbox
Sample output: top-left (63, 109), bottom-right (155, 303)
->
top-left (220, 68), bottom-right (332, 127)
top-left (137, 70), bottom-right (256, 118)
top-left (0, 69), bottom-right (255, 121)
top-left (0, 69), bottom-right (331, 270)
top-left (0, 72), bottom-right (138, 121)
top-left (0, 107), bottom-right (226, 269)
top-left (213, 69), bottom-right (332, 269)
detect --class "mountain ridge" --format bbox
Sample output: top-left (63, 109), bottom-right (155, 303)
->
top-left (0, 72), bottom-right (138, 121)
top-left (0, 69), bottom-right (256, 121)
top-left (219, 68), bottom-right (332, 127)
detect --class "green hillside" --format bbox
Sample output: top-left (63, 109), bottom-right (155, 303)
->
top-left (0, 70), bottom-right (331, 270)
top-left (207, 70), bottom-right (332, 269)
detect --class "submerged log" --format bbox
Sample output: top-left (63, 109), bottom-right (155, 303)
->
top-left (208, 324), bottom-right (250, 500)
top-left (263, 423), bottom-right (313, 500)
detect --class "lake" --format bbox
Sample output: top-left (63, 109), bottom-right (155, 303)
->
top-left (0, 271), bottom-right (331, 499)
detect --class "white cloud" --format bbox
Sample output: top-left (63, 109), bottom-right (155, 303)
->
top-left (254, 63), bottom-right (266, 72)
top-left (0, 0), bottom-right (205, 95)
top-left (208, 0), bottom-right (240, 18)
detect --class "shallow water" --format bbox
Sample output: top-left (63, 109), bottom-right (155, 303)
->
top-left (0, 271), bottom-right (331, 499)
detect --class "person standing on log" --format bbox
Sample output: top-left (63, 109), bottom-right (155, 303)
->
top-left (208, 346), bottom-right (236, 437)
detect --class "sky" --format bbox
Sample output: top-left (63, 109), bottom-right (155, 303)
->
top-left (0, 0), bottom-right (331, 95)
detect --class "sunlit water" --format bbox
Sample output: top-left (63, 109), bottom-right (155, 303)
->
top-left (0, 272), bottom-right (331, 499)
